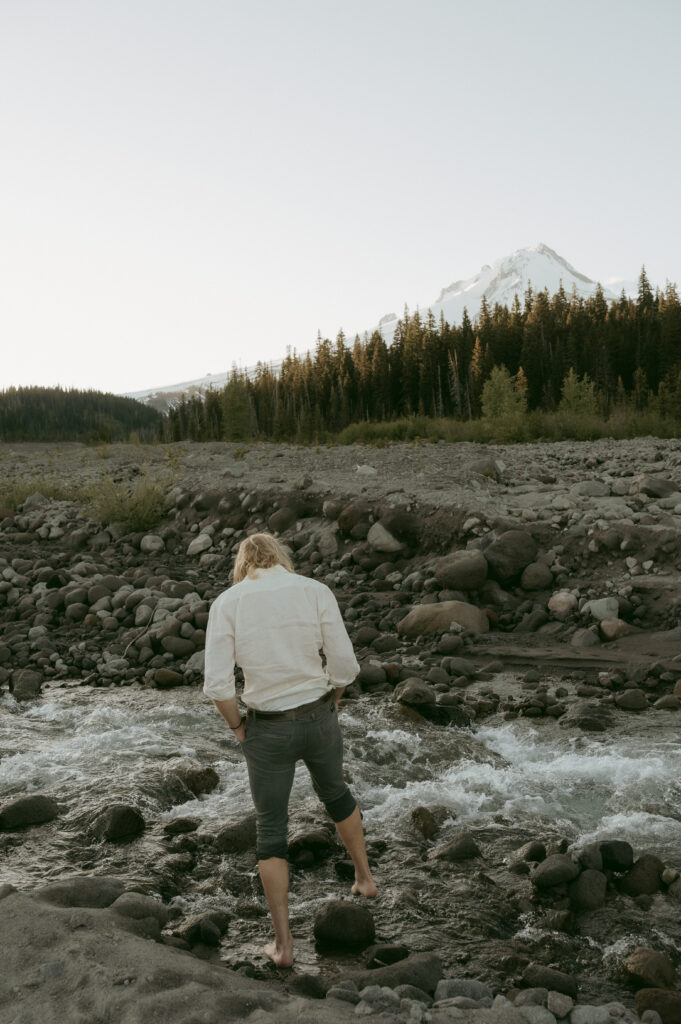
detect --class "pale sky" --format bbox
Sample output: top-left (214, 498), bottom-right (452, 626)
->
top-left (2, 0), bottom-right (680, 395)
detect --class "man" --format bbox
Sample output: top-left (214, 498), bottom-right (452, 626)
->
top-left (204, 532), bottom-right (377, 967)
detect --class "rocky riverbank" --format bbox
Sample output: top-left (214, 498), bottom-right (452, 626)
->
top-left (1, 438), bottom-right (681, 1023)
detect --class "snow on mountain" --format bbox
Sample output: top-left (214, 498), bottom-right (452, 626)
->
top-left (373, 243), bottom-right (622, 343)
top-left (125, 244), bottom-right (635, 409)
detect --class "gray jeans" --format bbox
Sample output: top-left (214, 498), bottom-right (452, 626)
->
top-left (240, 698), bottom-right (357, 860)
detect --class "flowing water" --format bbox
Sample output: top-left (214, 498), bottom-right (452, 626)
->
top-left (1, 680), bottom-right (680, 999)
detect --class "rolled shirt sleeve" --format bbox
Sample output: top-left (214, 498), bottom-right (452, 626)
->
top-left (203, 594), bottom-right (237, 701)
top-left (318, 586), bottom-right (359, 686)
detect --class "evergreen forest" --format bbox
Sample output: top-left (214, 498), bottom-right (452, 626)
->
top-left (0, 386), bottom-right (162, 443)
top-left (163, 270), bottom-right (681, 444)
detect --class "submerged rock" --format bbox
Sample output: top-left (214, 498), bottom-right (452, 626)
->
top-left (314, 900), bottom-right (376, 950)
top-left (0, 794), bottom-right (59, 831)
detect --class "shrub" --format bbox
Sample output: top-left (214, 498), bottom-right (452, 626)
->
top-left (86, 471), bottom-right (169, 533)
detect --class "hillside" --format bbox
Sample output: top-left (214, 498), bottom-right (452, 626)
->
top-left (0, 386), bottom-right (161, 443)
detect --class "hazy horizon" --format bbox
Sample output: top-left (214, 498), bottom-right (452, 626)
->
top-left (2, 0), bottom-right (680, 395)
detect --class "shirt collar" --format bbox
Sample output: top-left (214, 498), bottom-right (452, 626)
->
top-left (250, 564), bottom-right (291, 578)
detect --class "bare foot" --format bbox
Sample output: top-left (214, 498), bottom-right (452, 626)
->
top-left (263, 936), bottom-right (294, 967)
top-left (351, 878), bottom-right (378, 898)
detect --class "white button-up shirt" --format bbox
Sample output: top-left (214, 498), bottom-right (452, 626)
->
top-left (203, 564), bottom-right (359, 711)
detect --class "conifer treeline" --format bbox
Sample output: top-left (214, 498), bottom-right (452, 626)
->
top-left (164, 268), bottom-right (681, 444)
top-left (0, 386), bottom-right (161, 443)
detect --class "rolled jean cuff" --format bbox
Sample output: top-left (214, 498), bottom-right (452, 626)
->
top-left (325, 789), bottom-right (357, 823)
top-left (256, 839), bottom-right (289, 861)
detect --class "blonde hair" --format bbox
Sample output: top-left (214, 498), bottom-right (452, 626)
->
top-left (233, 532), bottom-right (294, 583)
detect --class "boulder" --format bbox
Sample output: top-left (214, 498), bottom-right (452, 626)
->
top-left (521, 562), bottom-right (553, 591)
top-left (9, 668), bottom-right (43, 701)
top-left (548, 592), bottom-right (578, 619)
top-left (569, 869), bottom-right (607, 911)
top-left (411, 806), bottom-right (439, 839)
top-left (615, 689), bottom-right (648, 711)
top-left (268, 506), bottom-right (298, 533)
top-left (624, 947), bottom-right (677, 990)
top-left (530, 854), bottom-right (580, 889)
top-left (597, 839), bottom-right (634, 872)
top-left (393, 678), bottom-right (437, 710)
top-left (111, 892), bottom-right (170, 926)
top-left (583, 597), bottom-right (619, 621)
top-left (635, 990), bottom-right (681, 1024)
top-left (522, 963), bottom-right (578, 998)
top-left (367, 523), bottom-right (403, 553)
top-left (431, 831), bottom-right (481, 862)
top-left (154, 668), bottom-right (185, 689)
top-left (342, 953), bottom-right (442, 996)
top-left (176, 909), bottom-right (231, 947)
top-left (621, 853), bottom-right (665, 896)
top-left (432, 551), bottom-right (488, 591)
top-left (187, 533), bottom-right (213, 556)
top-left (599, 618), bottom-right (637, 641)
top-left (631, 475), bottom-right (679, 498)
top-left (140, 534), bottom-right (165, 554)
top-left (435, 978), bottom-right (494, 1001)
top-left (214, 814), bottom-right (257, 854)
top-left (485, 530), bottom-right (538, 583)
top-left (91, 804), bottom-right (146, 842)
top-left (36, 875), bottom-right (127, 908)
top-left (398, 601), bottom-right (489, 638)
top-left (314, 901), bottom-right (376, 950)
top-left (0, 795), bottom-right (59, 831)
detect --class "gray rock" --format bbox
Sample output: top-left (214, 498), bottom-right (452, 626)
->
top-left (547, 992), bottom-right (574, 1019)
top-left (569, 1007), bottom-right (611, 1024)
top-left (140, 534), bottom-right (165, 554)
top-left (521, 562), bottom-right (554, 591)
top-left (393, 678), bottom-right (437, 709)
top-left (569, 869), bottom-right (607, 911)
top-left (518, 1007), bottom-right (557, 1024)
top-left (91, 803), bottom-right (145, 842)
top-left (530, 854), bottom-right (580, 889)
top-left (523, 963), bottom-right (578, 998)
top-left (0, 794), bottom-right (59, 831)
top-left (635, 991), bottom-right (681, 1024)
top-left (214, 814), bottom-right (257, 853)
top-left (110, 892), bottom-right (170, 925)
top-left (485, 530), bottom-right (539, 583)
top-left (342, 953), bottom-right (443, 996)
top-left (314, 901), bottom-right (375, 949)
top-left (187, 532), bottom-right (213, 556)
top-left (514, 989), bottom-right (549, 1006)
top-left (435, 979), bottom-right (493, 1001)
top-left (9, 668), bottom-right (43, 701)
top-left (621, 853), bottom-right (664, 896)
top-left (36, 876), bottom-right (127, 908)
top-left (582, 597), bottom-right (619, 621)
top-left (431, 830), bottom-right (481, 862)
top-left (615, 689), bottom-right (648, 711)
top-left (397, 601), bottom-right (489, 637)
top-left (597, 840), bottom-right (633, 872)
top-left (433, 551), bottom-right (488, 591)
top-left (367, 522), bottom-right (403, 553)
top-left (624, 947), bottom-right (677, 989)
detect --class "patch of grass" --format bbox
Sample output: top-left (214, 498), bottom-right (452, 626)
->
top-left (85, 471), bottom-right (170, 533)
top-left (233, 447), bottom-right (249, 461)
top-left (0, 476), bottom-right (84, 511)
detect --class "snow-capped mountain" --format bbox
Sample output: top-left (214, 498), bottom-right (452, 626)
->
top-left (125, 244), bottom-right (635, 408)
top-left (373, 243), bottom-right (625, 342)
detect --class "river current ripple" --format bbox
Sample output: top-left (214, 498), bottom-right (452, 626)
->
top-left (1, 681), bottom-right (680, 999)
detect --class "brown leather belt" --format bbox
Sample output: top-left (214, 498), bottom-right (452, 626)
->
top-left (246, 690), bottom-right (333, 721)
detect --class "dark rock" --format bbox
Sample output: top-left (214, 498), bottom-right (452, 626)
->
top-left (286, 974), bottom-right (327, 999)
top-left (314, 900), bottom-right (376, 950)
top-left (560, 702), bottom-right (613, 732)
top-left (342, 953), bottom-right (442, 995)
top-left (577, 843), bottom-right (603, 872)
top-left (357, 663), bottom-right (388, 691)
top-left (161, 636), bottom-right (196, 658)
top-left (435, 978), bottom-right (494, 1001)
top-left (432, 551), bottom-right (488, 591)
top-left (288, 825), bottom-right (337, 865)
top-left (431, 830), bottom-right (481, 862)
top-left (9, 668), bottom-right (43, 701)
top-left (36, 876), bottom-right (127, 908)
top-left (397, 601), bottom-right (489, 637)
top-left (522, 963), bottom-right (578, 998)
top-left (183, 766), bottom-right (219, 796)
top-left (411, 806), bottom-right (439, 839)
top-left (393, 678), bottom-right (437, 709)
top-left (530, 854), bottom-right (580, 889)
top-left (635, 475), bottom-right (678, 498)
top-left (616, 688), bottom-right (648, 711)
top-left (485, 530), bottom-right (538, 583)
top-left (154, 668), bottom-right (185, 688)
top-left (569, 869), bottom-right (607, 911)
top-left (0, 794), bottom-right (59, 831)
top-left (520, 561), bottom-right (553, 591)
top-left (621, 853), bottom-right (665, 896)
top-left (513, 841), bottom-right (546, 863)
top-left (110, 892), bottom-right (170, 926)
top-left (176, 909), bottom-right (231, 947)
top-left (624, 947), bottom-right (677, 990)
top-left (214, 814), bottom-right (257, 854)
top-left (598, 839), bottom-right (634, 872)
top-left (635, 989), bottom-right (681, 1024)
top-left (163, 817), bottom-right (200, 836)
top-left (365, 943), bottom-right (410, 968)
top-left (437, 633), bottom-right (464, 655)
top-left (92, 803), bottom-right (145, 842)
top-left (268, 506), bottom-right (298, 533)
